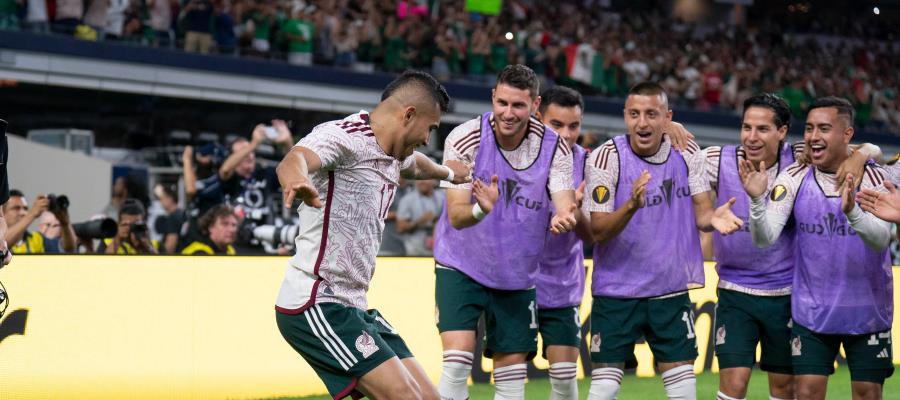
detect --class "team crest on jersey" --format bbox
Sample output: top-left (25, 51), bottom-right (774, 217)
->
top-left (771, 185), bottom-right (787, 201)
top-left (716, 326), bottom-right (726, 345)
top-left (355, 331), bottom-right (380, 359)
top-left (590, 334), bottom-right (601, 353)
top-left (791, 337), bottom-right (802, 356)
top-left (593, 185), bottom-right (610, 204)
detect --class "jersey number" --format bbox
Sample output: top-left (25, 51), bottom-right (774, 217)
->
top-left (379, 184), bottom-right (396, 219)
top-left (683, 310), bottom-right (696, 339)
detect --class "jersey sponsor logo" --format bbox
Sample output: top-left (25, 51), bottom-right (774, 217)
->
top-left (791, 337), bottom-right (802, 356)
top-left (715, 325), bottom-right (726, 345)
top-left (798, 212), bottom-right (858, 237)
top-left (592, 185), bottom-right (610, 204)
top-left (645, 179), bottom-right (690, 209)
top-left (590, 334), bottom-right (601, 353)
top-left (771, 184), bottom-right (788, 201)
top-left (473, 175), bottom-right (545, 212)
top-left (355, 331), bottom-right (379, 359)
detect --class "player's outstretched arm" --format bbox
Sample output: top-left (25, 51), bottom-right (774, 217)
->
top-left (220, 125), bottom-right (266, 181)
top-left (692, 192), bottom-right (743, 234)
top-left (445, 176), bottom-right (498, 229)
top-left (842, 174), bottom-right (893, 251)
top-left (590, 170), bottom-right (649, 244)
top-left (857, 181), bottom-right (900, 224)
top-left (664, 121), bottom-right (695, 152)
top-left (277, 146), bottom-right (323, 209)
top-left (572, 181), bottom-right (594, 242)
top-left (400, 151), bottom-right (471, 184)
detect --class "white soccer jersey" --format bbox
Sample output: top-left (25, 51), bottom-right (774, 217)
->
top-left (276, 112), bottom-right (415, 312)
top-left (440, 114), bottom-right (573, 193)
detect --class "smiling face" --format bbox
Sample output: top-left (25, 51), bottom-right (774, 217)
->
top-left (539, 103), bottom-right (582, 149)
top-left (397, 102), bottom-right (441, 160)
top-left (740, 106), bottom-right (788, 166)
top-left (623, 93), bottom-right (671, 156)
top-left (492, 83), bottom-right (540, 144)
top-left (804, 107), bottom-right (853, 172)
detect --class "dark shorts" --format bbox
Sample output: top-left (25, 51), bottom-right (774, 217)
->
top-left (276, 303), bottom-right (413, 399)
top-left (714, 289), bottom-right (793, 374)
top-left (538, 305), bottom-right (583, 359)
top-left (590, 293), bottom-right (698, 364)
top-left (791, 323), bottom-right (894, 384)
top-left (435, 267), bottom-right (538, 359)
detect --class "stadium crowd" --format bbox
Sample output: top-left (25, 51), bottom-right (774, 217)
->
top-left (1, 0), bottom-right (898, 133)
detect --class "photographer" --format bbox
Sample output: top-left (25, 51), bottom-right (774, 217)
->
top-left (98, 198), bottom-right (159, 254)
top-left (3, 190), bottom-right (76, 253)
top-left (181, 204), bottom-right (237, 255)
top-left (219, 121), bottom-right (291, 248)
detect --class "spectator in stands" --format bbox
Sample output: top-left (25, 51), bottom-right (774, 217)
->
top-left (395, 179), bottom-right (444, 256)
top-left (83, 0), bottom-right (110, 40)
top-left (53, 0), bottom-right (83, 35)
top-left (181, 143), bottom-right (226, 248)
top-left (104, 0), bottom-right (129, 40)
top-left (148, 0), bottom-right (173, 47)
top-left (98, 198), bottom-right (159, 254)
top-left (24, 0), bottom-right (49, 33)
top-left (3, 190), bottom-right (76, 253)
top-left (283, 6), bottom-right (313, 66)
top-left (180, 0), bottom-right (215, 54)
top-left (333, 18), bottom-right (358, 68)
top-left (180, 204), bottom-right (237, 255)
top-left (213, 0), bottom-right (236, 55)
top-left (102, 174), bottom-right (151, 220)
top-left (247, 1), bottom-right (274, 56)
top-left (0, 0), bottom-right (21, 31)
top-left (152, 183), bottom-right (185, 254)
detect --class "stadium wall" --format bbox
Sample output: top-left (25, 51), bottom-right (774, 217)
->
top-left (0, 256), bottom-right (897, 399)
top-left (6, 135), bottom-right (112, 224)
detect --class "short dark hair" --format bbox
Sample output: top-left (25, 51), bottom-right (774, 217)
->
top-left (381, 70), bottom-right (451, 112)
top-left (119, 198), bottom-right (146, 218)
top-left (198, 204), bottom-right (236, 235)
top-left (627, 82), bottom-right (669, 107)
top-left (742, 93), bottom-right (792, 130)
top-left (807, 96), bottom-right (855, 125)
top-left (156, 184), bottom-right (178, 201)
top-left (538, 86), bottom-right (584, 114)
top-left (496, 65), bottom-right (540, 98)
top-left (9, 189), bottom-right (23, 198)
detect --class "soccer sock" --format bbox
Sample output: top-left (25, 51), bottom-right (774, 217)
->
top-left (493, 364), bottom-right (527, 400)
top-left (715, 391), bottom-right (744, 400)
top-left (438, 350), bottom-right (473, 400)
top-left (662, 364), bottom-right (696, 400)
top-left (548, 362), bottom-right (578, 400)
top-left (588, 367), bottom-right (623, 400)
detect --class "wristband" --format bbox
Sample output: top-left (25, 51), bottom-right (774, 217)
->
top-left (472, 203), bottom-right (486, 220)
top-left (443, 165), bottom-right (454, 182)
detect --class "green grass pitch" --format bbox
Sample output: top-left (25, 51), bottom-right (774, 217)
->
top-left (287, 367), bottom-right (900, 399)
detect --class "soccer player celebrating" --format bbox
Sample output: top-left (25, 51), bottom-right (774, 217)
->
top-left (433, 64), bottom-right (579, 400)
top-left (533, 85), bottom-right (593, 400)
top-left (274, 70), bottom-right (470, 400)
top-left (741, 97), bottom-right (893, 400)
top-left (584, 82), bottom-right (742, 400)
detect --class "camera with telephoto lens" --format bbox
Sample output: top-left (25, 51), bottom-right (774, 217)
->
top-left (252, 224), bottom-right (300, 248)
top-left (73, 218), bottom-right (118, 239)
top-left (130, 221), bottom-right (149, 239)
top-left (46, 194), bottom-right (69, 214)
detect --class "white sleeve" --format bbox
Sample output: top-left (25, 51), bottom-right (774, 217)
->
top-left (848, 166), bottom-right (893, 251)
top-left (749, 165), bottom-right (804, 248)
top-left (439, 119), bottom-right (481, 190)
top-left (585, 140), bottom-right (618, 213)
top-left (548, 139), bottom-right (574, 194)
top-left (296, 123), bottom-right (350, 170)
top-left (683, 140), bottom-right (711, 195)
